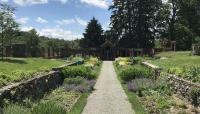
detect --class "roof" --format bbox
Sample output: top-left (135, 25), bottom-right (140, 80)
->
top-left (101, 40), bottom-right (114, 48)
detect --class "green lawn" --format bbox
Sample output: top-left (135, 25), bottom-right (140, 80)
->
top-left (0, 58), bottom-right (66, 74)
top-left (147, 51), bottom-right (200, 70)
top-left (0, 57), bottom-right (66, 87)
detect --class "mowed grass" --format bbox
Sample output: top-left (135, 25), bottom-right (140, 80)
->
top-left (147, 51), bottom-right (200, 70)
top-left (0, 57), bottom-right (66, 87)
top-left (0, 57), bottom-right (66, 75)
top-left (68, 93), bottom-right (90, 114)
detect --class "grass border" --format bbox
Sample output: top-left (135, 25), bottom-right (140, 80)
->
top-left (113, 62), bottom-right (148, 114)
top-left (68, 93), bottom-right (90, 114)
top-left (68, 62), bottom-right (102, 114)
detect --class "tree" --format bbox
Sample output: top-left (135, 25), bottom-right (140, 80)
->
top-left (25, 29), bottom-right (39, 57)
top-left (0, 3), bottom-right (17, 59)
top-left (103, 30), bottom-right (118, 46)
top-left (109, 0), bottom-right (162, 48)
top-left (81, 17), bottom-right (104, 48)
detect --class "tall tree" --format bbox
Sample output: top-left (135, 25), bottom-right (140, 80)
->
top-left (25, 29), bottom-right (39, 57)
top-left (110, 0), bottom-right (162, 48)
top-left (0, 3), bottom-right (17, 59)
top-left (81, 17), bottom-right (104, 48)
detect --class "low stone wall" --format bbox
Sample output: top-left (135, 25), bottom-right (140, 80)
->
top-left (0, 61), bottom-right (82, 107)
top-left (141, 62), bottom-right (200, 106)
top-left (168, 75), bottom-right (200, 106)
top-left (0, 71), bottom-right (63, 106)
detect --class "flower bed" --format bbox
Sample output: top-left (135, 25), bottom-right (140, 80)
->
top-left (114, 58), bottom-right (200, 114)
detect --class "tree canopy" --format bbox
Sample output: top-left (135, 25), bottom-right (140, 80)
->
top-left (80, 17), bottom-right (104, 48)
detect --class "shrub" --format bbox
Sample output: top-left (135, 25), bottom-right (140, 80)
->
top-left (119, 66), bottom-right (152, 82)
top-left (184, 66), bottom-right (200, 82)
top-left (156, 96), bottom-right (171, 109)
top-left (128, 78), bottom-right (156, 92)
top-left (32, 101), bottom-right (66, 114)
top-left (167, 67), bottom-right (183, 76)
top-left (85, 57), bottom-right (101, 67)
top-left (3, 104), bottom-right (31, 114)
top-left (63, 77), bottom-right (84, 85)
top-left (63, 79), bottom-right (95, 93)
top-left (167, 66), bottom-right (200, 83)
top-left (130, 57), bottom-right (143, 64)
top-left (62, 66), bottom-right (96, 80)
top-left (0, 72), bottom-right (9, 87)
top-left (189, 88), bottom-right (200, 106)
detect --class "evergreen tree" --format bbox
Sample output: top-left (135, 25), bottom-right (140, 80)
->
top-left (110, 0), bottom-right (162, 48)
top-left (81, 17), bottom-right (104, 48)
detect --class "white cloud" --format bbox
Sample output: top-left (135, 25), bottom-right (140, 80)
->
top-left (56, 19), bottom-right (76, 25)
top-left (21, 26), bottom-right (34, 31)
top-left (36, 17), bottom-right (48, 23)
top-left (20, 26), bottom-right (82, 40)
top-left (38, 28), bottom-right (82, 40)
top-left (80, 0), bottom-right (109, 9)
top-left (16, 17), bottom-right (29, 24)
top-left (0, 0), bottom-right (8, 2)
top-left (75, 17), bottom-right (87, 26)
top-left (56, 17), bottom-right (87, 26)
top-left (14, 0), bottom-right (48, 6)
top-left (56, 0), bottom-right (68, 4)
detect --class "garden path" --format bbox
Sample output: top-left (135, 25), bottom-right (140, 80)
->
top-left (82, 61), bottom-right (134, 114)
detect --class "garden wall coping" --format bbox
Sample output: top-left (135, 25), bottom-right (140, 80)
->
top-left (141, 62), bottom-right (161, 70)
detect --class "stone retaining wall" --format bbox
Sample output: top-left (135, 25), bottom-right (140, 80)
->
top-left (168, 75), bottom-right (200, 106)
top-left (141, 62), bottom-right (200, 106)
top-left (0, 61), bottom-right (82, 107)
top-left (0, 71), bottom-right (63, 106)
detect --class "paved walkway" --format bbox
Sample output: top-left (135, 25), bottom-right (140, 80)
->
top-left (82, 61), bottom-right (134, 114)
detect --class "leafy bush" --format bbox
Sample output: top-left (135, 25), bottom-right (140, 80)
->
top-left (3, 104), bottom-right (31, 114)
top-left (63, 79), bottom-right (95, 93)
top-left (168, 67), bottom-right (183, 76)
top-left (130, 57), bottom-right (143, 64)
top-left (128, 78), bottom-right (156, 92)
top-left (63, 77), bottom-right (84, 85)
top-left (156, 96), bottom-right (171, 109)
top-left (167, 66), bottom-right (200, 83)
top-left (62, 66), bottom-right (96, 80)
top-left (32, 101), bottom-right (66, 114)
top-left (184, 66), bottom-right (200, 82)
top-left (0, 72), bottom-right (9, 87)
top-left (119, 66), bottom-right (152, 82)
top-left (189, 88), bottom-right (200, 106)
top-left (115, 57), bottom-right (132, 67)
top-left (84, 57), bottom-right (101, 67)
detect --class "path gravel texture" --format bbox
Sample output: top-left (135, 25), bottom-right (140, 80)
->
top-left (82, 61), bottom-right (134, 114)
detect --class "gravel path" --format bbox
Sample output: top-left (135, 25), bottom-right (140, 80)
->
top-left (82, 61), bottom-right (134, 114)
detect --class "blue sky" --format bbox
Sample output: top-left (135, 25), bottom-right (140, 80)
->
top-left (1, 0), bottom-right (112, 40)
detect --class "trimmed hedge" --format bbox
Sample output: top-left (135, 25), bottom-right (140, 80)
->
top-left (119, 66), bottom-right (152, 82)
top-left (62, 66), bottom-right (96, 80)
